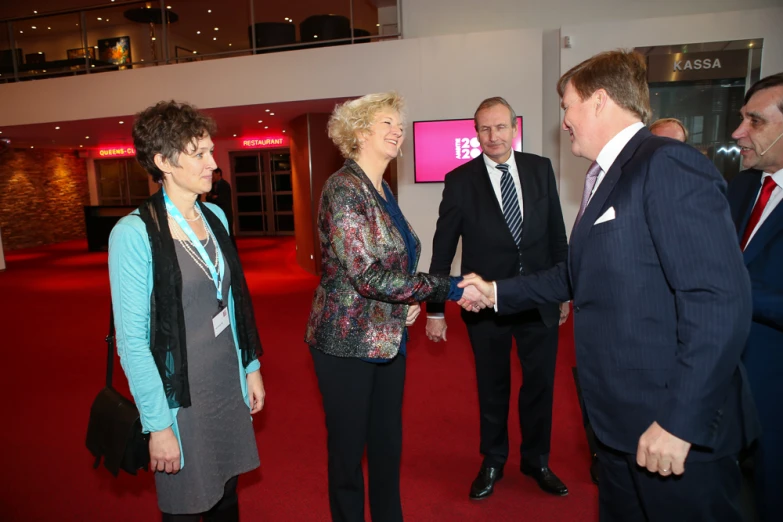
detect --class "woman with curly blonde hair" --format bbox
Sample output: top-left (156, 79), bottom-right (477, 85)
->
top-left (305, 92), bottom-right (480, 521)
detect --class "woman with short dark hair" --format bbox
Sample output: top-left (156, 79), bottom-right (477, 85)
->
top-left (109, 100), bottom-right (264, 521)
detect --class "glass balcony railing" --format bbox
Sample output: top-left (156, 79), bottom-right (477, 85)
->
top-left (0, 0), bottom-right (401, 83)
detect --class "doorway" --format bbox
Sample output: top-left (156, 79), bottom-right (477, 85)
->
top-left (230, 149), bottom-right (294, 236)
top-left (95, 158), bottom-right (150, 206)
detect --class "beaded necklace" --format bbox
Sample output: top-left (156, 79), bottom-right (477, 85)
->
top-left (167, 207), bottom-right (221, 282)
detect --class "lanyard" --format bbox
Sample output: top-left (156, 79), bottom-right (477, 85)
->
top-left (163, 188), bottom-right (225, 307)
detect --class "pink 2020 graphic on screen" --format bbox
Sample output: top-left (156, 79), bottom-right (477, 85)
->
top-left (413, 117), bottom-right (522, 183)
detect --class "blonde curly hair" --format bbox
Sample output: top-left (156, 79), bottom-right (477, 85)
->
top-left (328, 92), bottom-right (406, 160)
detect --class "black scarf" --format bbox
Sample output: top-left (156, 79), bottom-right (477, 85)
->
top-left (139, 189), bottom-right (262, 409)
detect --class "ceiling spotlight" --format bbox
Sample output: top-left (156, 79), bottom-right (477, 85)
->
top-left (31, 26), bottom-right (37, 29)
top-left (213, 37), bottom-right (216, 41)
top-left (264, 126), bottom-right (268, 129)
top-left (313, 35), bottom-right (318, 39)
top-left (55, 126), bottom-right (60, 130)
top-left (151, 37), bottom-right (157, 41)
top-left (80, 145), bottom-right (83, 147)
top-left (38, 51), bottom-right (43, 54)
top-left (233, 134), bottom-right (237, 137)
top-left (282, 130), bottom-right (286, 133)
top-left (207, 9), bottom-right (212, 13)
top-left (33, 10), bottom-right (37, 13)
top-left (257, 120), bottom-right (263, 123)
top-left (228, 43), bottom-right (232, 47)
top-left (214, 27), bottom-right (219, 31)
top-left (167, 5), bottom-right (172, 8)
top-left (269, 112), bottom-right (275, 116)
top-left (47, 27), bottom-right (51, 30)
top-left (196, 30), bottom-right (201, 34)
top-left (265, 109), bottom-right (270, 112)
top-left (97, 17), bottom-right (102, 21)
top-left (85, 136), bottom-right (90, 139)
top-left (30, 146), bottom-right (34, 149)
top-left (19, 30), bottom-right (23, 34)
top-left (119, 121), bottom-right (124, 124)
top-left (192, 51), bottom-right (198, 54)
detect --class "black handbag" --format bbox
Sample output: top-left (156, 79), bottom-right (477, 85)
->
top-left (86, 306), bottom-right (150, 476)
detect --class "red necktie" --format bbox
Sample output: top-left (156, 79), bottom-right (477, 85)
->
top-left (740, 176), bottom-right (777, 251)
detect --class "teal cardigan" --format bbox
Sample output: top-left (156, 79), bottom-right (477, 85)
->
top-left (108, 202), bottom-right (260, 468)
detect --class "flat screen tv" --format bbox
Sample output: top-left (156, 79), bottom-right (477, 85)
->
top-left (412, 117), bottom-right (523, 183)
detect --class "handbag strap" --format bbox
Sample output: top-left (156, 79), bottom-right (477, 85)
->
top-left (105, 302), bottom-right (115, 389)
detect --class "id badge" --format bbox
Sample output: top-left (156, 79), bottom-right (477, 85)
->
top-left (212, 307), bottom-right (230, 338)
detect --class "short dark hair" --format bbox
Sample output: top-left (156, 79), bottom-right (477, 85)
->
top-left (133, 100), bottom-right (217, 183)
top-left (214, 167), bottom-right (223, 176)
top-left (744, 73), bottom-right (783, 114)
top-left (474, 97), bottom-right (517, 131)
top-left (557, 50), bottom-right (651, 124)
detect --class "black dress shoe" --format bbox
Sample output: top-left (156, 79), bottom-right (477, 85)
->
top-left (469, 465), bottom-right (504, 500)
top-left (590, 454), bottom-right (600, 485)
top-left (520, 463), bottom-right (568, 496)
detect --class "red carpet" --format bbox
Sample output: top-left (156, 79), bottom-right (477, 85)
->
top-left (0, 237), bottom-right (597, 521)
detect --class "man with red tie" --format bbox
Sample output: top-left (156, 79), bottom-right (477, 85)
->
top-left (727, 72), bottom-right (783, 522)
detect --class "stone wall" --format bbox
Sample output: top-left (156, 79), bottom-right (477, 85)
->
top-left (0, 148), bottom-right (89, 250)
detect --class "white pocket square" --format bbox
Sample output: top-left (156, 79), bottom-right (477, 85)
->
top-left (594, 207), bottom-right (616, 225)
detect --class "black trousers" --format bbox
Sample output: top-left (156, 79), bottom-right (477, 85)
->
top-left (465, 309), bottom-right (559, 469)
top-left (597, 441), bottom-right (744, 522)
top-left (161, 475), bottom-right (240, 522)
top-left (310, 347), bottom-right (406, 522)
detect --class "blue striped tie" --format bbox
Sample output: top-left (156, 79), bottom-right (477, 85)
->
top-left (497, 163), bottom-right (523, 248)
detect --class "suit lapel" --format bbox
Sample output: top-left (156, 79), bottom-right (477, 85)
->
top-left (515, 151), bottom-right (534, 245)
top-left (743, 198), bottom-right (783, 265)
top-left (569, 128), bottom-right (650, 279)
top-left (735, 170), bottom-right (763, 238)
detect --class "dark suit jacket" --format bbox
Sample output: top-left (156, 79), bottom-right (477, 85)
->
top-left (427, 151), bottom-right (568, 327)
top-left (207, 178), bottom-right (233, 228)
top-left (727, 169), bottom-right (783, 433)
top-left (496, 128), bottom-right (758, 459)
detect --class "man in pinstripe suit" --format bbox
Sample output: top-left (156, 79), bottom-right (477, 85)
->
top-left (461, 50), bottom-right (759, 522)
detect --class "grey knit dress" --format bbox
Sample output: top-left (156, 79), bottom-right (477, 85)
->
top-left (155, 236), bottom-right (260, 514)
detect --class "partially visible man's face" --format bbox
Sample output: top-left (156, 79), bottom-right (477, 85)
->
top-left (732, 85), bottom-right (783, 173)
top-left (651, 122), bottom-right (686, 142)
top-left (212, 171), bottom-right (220, 183)
top-left (475, 104), bottom-right (516, 164)
top-left (561, 81), bottom-right (600, 161)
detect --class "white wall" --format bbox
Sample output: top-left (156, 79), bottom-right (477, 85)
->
top-left (557, 7), bottom-right (783, 235)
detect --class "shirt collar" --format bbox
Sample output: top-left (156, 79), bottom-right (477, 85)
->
top-left (762, 168), bottom-right (783, 189)
top-left (595, 121), bottom-right (645, 174)
top-left (483, 150), bottom-right (517, 173)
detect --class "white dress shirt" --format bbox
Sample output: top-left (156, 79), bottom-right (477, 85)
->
top-left (430, 152), bottom-right (524, 320)
top-left (483, 152), bottom-right (524, 219)
top-left (745, 168), bottom-right (783, 246)
top-left (590, 121), bottom-right (646, 202)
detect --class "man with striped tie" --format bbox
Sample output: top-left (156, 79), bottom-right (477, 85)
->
top-left (426, 97), bottom-right (569, 500)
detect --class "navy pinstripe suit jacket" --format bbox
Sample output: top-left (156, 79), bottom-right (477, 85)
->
top-left (496, 127), bottom-right (759, 459)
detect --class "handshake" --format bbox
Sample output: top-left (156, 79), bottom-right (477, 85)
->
top-left (456, 274), bottom-right (496, 312)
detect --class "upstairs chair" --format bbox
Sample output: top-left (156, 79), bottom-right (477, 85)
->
top-left (300, 14), bottom-right (351, 46)
top-left (249, 22), bottom-right (297, 53)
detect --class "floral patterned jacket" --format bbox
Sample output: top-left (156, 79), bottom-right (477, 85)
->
top-left (305, 159), bottom-right (451, 359)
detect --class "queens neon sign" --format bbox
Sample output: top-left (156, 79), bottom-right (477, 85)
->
top-left (241, 136), bottom-right (289, 148)
top-left (97, 146), bottom-right (136, 157)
